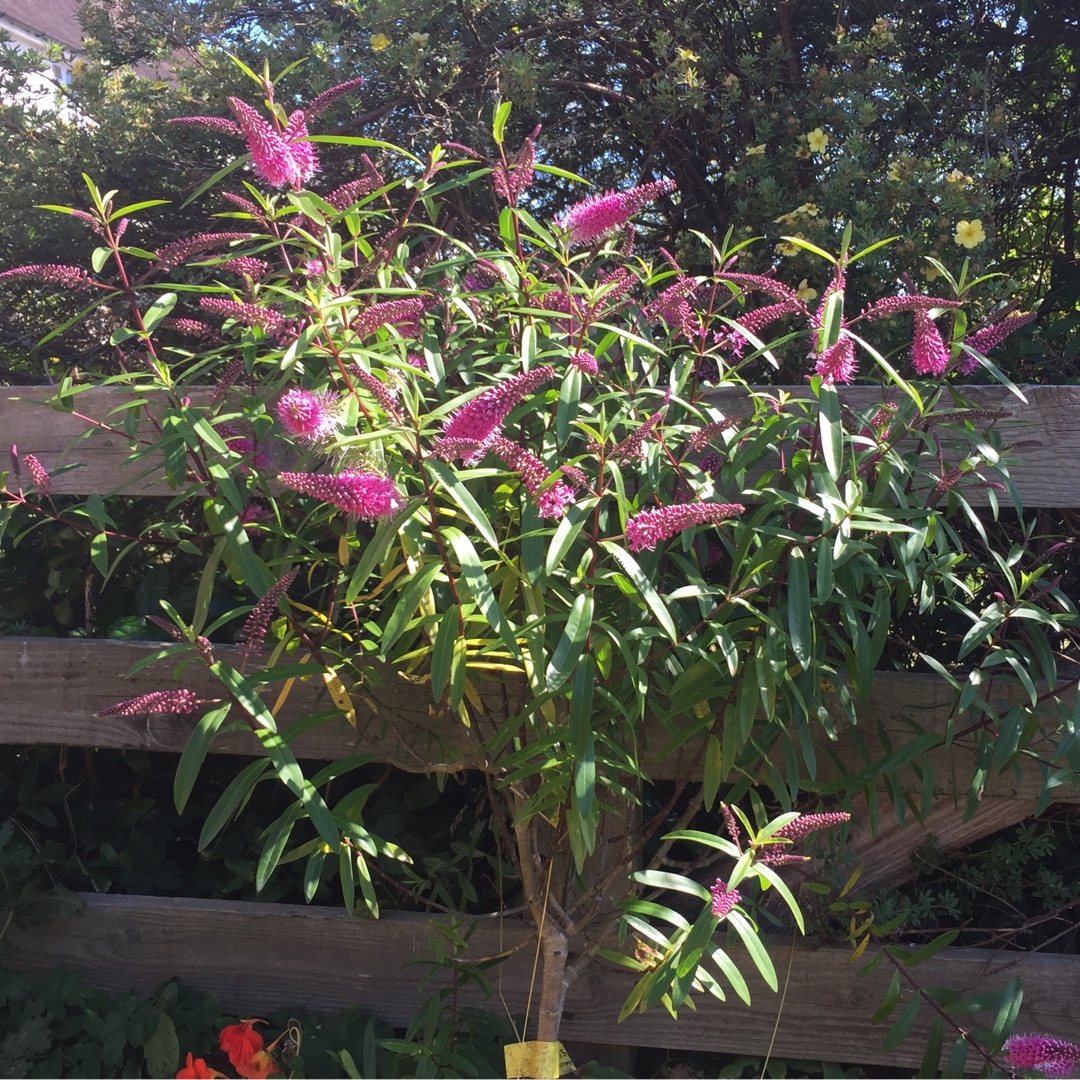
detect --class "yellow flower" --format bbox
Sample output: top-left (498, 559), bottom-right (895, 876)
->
top-left (920, 263), bottom-right (942, 281)
top-left (723, 73), bottom-right (740, 91)
top-left (954, 219), bottom-right (986, 248)
top-left (887, 161), bottom-right (903, 181)
top-left (795, 147), bottom-right (811, 159)
top-left (369, 33), bottom-right (392, 51)
top-left (945, 167), bottom-right (973, 187)
top-left (409, 32), bottom-right (429, 46)
top-left (776, 238), bottom-right (801, 257)
top-left (674, 47), bottom-right (699, 64)
top-left (795, 201), bottom-right (819, 217)
top-left (805, 127), bottom-right (829, 154)
top-left (745, 143), bottom-right (767, 157)
top-left (796, 278), bottom-right (818, 301)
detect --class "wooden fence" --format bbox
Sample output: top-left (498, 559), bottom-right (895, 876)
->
top-left (3, 384), bottom-right (1080, 1069)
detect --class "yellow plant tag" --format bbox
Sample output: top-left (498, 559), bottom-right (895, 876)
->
top-left (503, 1041), bottom-right (573, 1078)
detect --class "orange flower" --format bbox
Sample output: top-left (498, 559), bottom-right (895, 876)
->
top-left (236, 1048), bottom-right (279, 1079)
top-left (219, 1019), bottom-right (265, 1071)
top-left (176, 1052), bottom-right (227, 1079)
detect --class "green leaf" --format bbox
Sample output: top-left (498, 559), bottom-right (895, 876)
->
top-left (198, 759), bottom-right (270, 850)
top-left (143, 1011), bottom-right (179, 1079)
top-left (174, 703), bottom-right (232, 814)
top-left (920, 1015), bottom-right (944, 1077)
top-left (545, 501), bottom-right (591, 575)
top-left (430, 605), bottom-right (459, 699)
top-left (882, 993), bottom-right (921, 1051)
top-left (574, 740), bottom-right (596, 819)
top-left (345, 501), bottom-right (418, 603)
top-left (492, 99), bottom-right (512, 144)
top-left (381, 559), bottom-right (444, 653)
top-left (545, 591), bottom-right (594, 692)
top-left (256, 804), bottom-right (302, 891)
top-left (601, 540), bottom-right (678, 642)
top-left (91, 246), bottom-right (111, 273)
top-left (787, 547), bottom-right (812, 668)
top-left (818, 384), bottom-right (844, 480)
top-left (445, 527), bottom-right (521, 658)
top-left (142, 292), bottom-right (177, 333)
top-left (90, 531), bottom-right (109, 577)
top-left (426, 460), bottom-right (499, 551)
top-left (942, 1038), bottom-right (969, 1079)
top-left (727, 910), bottom-right (776, 991)
top-left (632, 871), bottom-right (711, 901)
top-left (568, 654), bottom-right (596, 759)
top-left (870, 970), bottom-right (902, 1024)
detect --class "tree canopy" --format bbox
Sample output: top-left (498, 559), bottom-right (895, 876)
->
top-left (1, 0), bottom-right (1077, 374)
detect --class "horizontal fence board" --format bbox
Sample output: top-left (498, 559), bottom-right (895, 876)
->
top-left (2, 637), bottom-right (1077, 804)
top-left (7, 893), bottom-right (1078, 1071)
top-left (3, 384), bottom-right (1077, 506)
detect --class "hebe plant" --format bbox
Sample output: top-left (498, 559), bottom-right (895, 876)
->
top-left (1, 58), bottom-right (1074, 1067)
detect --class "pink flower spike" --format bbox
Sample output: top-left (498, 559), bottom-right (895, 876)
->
top-left (625, 502), bottom-right (744, 552)
top-left (710, 879), bottom-right (741, 920)
top-left (169, 115), bottom-right (242, 138)
top-left (772, 812), bottom-right (851, 843)
top-left (911, 310), bottom-right (951, 376)
top-left (960, 311), bottom-right (1036, 373)
top-left (97, 689), bottom-right (203, 718)
top-left (0, 264), bottom-right (97, 290)
top-left (238, 569), bottom-right (297, 655)
top-left (555, 179), bottom-right (676, 247)
top-left (22, 454), bottom-right (52, 495)
top-left (227, 97), bottom-right (317, 189)
top-left (1003, 1034), bottom-right (1080, 1079)
top-left (489, 436), bottom-right (574, 520)
top-left (569, 351), bottom-right (599, 375)
top-left (304, 77), bottom-right (365, 121)
top-left (279, 469), bottom-right (404, 520)
top-left (276, 388), bottom-right (343, 442)
top-left (433, 366), bottom-right (558, 463)
top-left (814, 336), bottom-right (857, 384)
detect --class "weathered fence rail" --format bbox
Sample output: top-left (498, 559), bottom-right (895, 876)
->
top-left (7, 893), bottom-right (1080, 1073)
top-left (4, 382), bottom-right (1080, 1068)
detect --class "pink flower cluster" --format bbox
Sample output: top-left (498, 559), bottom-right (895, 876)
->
top-left (489, 436), bottom-right (575, 519)
top-left (1003, 1034), bottom-right (1080, 1078)
top-left (433, 366), bottom-right (557, 463)
top-left (0, 264), bottom-right (97, 290)
top-left (238, 569), bottom-right (298, 654)
top-left (625, 502), bottom-right (744, 552)
top-left (710, 879), bottom-right (740, 920)
top-left (276, 388), bottom-right (343, 442)
top-left (155, 232), bottom-right (254, 269)
top-left (199, 297), bottom-right (286, 333)
top-left (493, 133), bottom-right (536, 206)
top-left (171, 79), bottom-right (362, 190)
top-left (278, 469), bottom-right (404, 520)
top-left (771, 812), bottom-right (851, 842)
top-left (21, 454), bottom-right (51, 495)
top-left (555, 179), bottom-right (676, 247)
top-left (97, 689), bottom-right (203, 718)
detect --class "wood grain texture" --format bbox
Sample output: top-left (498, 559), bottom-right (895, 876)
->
top-left (7, 893), bottom-right (1078, 1070)
top-left (4, 384), bottom-right (1079, 505)
top-left (2, 638), bottom-right (1077, 804)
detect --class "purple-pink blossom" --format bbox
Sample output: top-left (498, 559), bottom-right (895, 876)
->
top-left (276, 388), bottom-right (343, 442)
top-left (97, 689), bottom-right (203, 718)
top-left (612, 398), bottom-right (670, 461)
top-left (156, 232), bottom-right (254, 269)
top-left (433, 366), bottom-right (558, 463)
top-left (226, 96), bottom-right (318, 188)
top-left (1003, 1034), bottom-right (1080, 1078)
top-left (815, 336), bottom-right (857, 384)
top-left (625, 501), bottom-right (744, 552)
top-left (22, 454), bottom-right (51, 495)
top-left (859, 293), bottom-right (961, 321)
top-left (0, 264), bottom-right (98, 290)
top-left (569, 351), bottom-right (599, 375)
top-left (278, 469), bottom-right (404, 520)
top-left (353, 298), bottom-right (427, 339)
top-left (350, 365), bottom-right (404, 423)
top-left (493, 133), bottom-right (536, 206)
top-left (238, 569), bottom-right (297, 655)
top-left (555, 179), bottom-right (676, 247)
top-left (199, 297), bottom-right (286, 333)
top-left (489, 436), bottom-right (575, 519)
top-left (772, 812), bottom-right (851, 842)
top-left (911, 309), bottom-right (951, 376)
top-left (710, 879), bottom-right (741, 920)
top-left (960, 312), bottom-right (1036, 374)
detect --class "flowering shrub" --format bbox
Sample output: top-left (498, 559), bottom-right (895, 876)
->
top-left (1, 64), bottom-right (1073, 1063)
